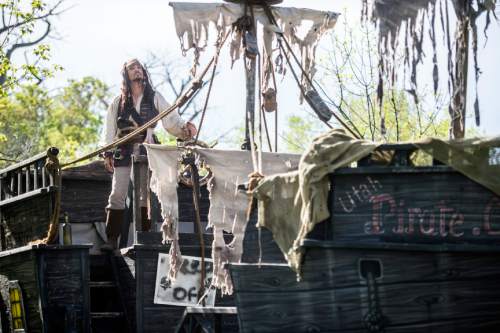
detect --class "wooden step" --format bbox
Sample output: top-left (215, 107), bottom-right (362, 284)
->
top-left (89, 281), bottom-right (115, 288)
top-left (185, 306), bottom-right (237, 315)
top-left (90, 312), bottom-right (124, 319)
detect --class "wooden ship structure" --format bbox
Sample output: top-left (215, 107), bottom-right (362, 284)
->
top-left (1, 0), bottom-right (499, 332)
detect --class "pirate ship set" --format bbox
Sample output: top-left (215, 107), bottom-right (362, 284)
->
top-left (1, 0), bottom-right (500, 332)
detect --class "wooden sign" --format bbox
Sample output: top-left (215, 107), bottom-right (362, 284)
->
top-left (154, 254), bottom-right (215, 306)
top-left (329, 168), bottom-right (500, 245)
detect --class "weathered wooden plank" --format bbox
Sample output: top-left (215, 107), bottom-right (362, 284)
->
top-left (1, 194), bottom-right (53, 249)
top-left (142, 307), bottom-right (185, 333)
top-left (177, 183), bottom-right (210, 225)
top-left (117, 255), bottom-right (137, 330)
top-left (329, 170), bottom-right (500, 245)
top-left (0, 186), bottom-right (55, 208)
top-left (58, 161), bottom-right (211, 226)
top-left (17, 170), bottom-right (22, 195)
top-left (36, 246), bottom-right (91, 333)
top-left (242, 212), bottom-right (286, 264)
top-left (34, 164), bottom-right (39, 189)
top-left (300, 245), bottom-right (500, 287)
top-left (0, 151), bottom-right (47, 175)
top-left (25, 167), bottom-right (30, 192)
top-left (60, 179), bottom-right (110, 223)
top-left (231, 242), bottom-right (500, 333)
top-left (61, 161), bottom-right (111, 181)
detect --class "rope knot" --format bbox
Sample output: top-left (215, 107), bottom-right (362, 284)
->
top-left (247, 171), bottom-right (264, 194)
top-left (191, 79), bottom-right (203, 91)
top-left (45, 147), bottom-right (60, 173)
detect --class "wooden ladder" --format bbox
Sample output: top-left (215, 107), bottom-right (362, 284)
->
top-left (89, 253), bottom-right (132, 333)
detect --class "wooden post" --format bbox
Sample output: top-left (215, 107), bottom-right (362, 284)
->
top-left (132, 154), bottom-right (142, 245)
top-left (34, 165), bottom-right (39, 190)
top-left (17, 170), bottom-right (22, 195)
top-left (10, 176), bottom-right (14, 199)
top-left (49, 166), bottom-right (54, 187)
top-left (0, 218), bottom-right (5, 251)
top-left (25, 166), bottom-right (30, 193)
top-left (0, 196), bottom-right (4, 249)
top-left (42, 166), bottom-right (47, 188)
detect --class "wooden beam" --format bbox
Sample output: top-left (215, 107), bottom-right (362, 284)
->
top-left (0, 186), bottom-right (56, 208)
top-left (0, 151), bottom-right (47, 175)
top-left (132, 155), bottom-right (142, 244)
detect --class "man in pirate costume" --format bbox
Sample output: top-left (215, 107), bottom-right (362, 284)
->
top-left (102, 58), bottom-right (196, 250)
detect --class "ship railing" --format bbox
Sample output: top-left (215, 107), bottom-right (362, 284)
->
top-left (0, 148), bottom-right (59, 208)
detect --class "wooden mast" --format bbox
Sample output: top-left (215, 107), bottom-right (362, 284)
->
top-left (224, 0), bottom-right (283, 150)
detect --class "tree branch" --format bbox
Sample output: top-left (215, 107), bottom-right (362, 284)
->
top-left (6, 21), bottom-right (51, 59)
top-left (0, 0), bottom-right (64, 35)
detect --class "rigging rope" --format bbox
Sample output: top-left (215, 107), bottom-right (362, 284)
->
top-left (268, 55), bottom-right (279, 152)
top-left (194, 30), bottom-right (231, 143)
top-left (183, 151), bottom-right (206, 305)
top-left (261, 3), bottom-right (363, 140)
top-left (259, 50), bottom-right (273, 152)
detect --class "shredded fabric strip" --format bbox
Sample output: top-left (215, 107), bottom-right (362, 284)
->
top-left (146, 144), bottom-right (300, 294)
top-left (169, 2), bottom-right (338, 102)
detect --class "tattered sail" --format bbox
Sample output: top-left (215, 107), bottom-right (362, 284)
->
top-left (146, 145), bottom-right (300, 294)
top-left (169, 2), bottom-right (339, 99)
top-left (362, 0), bottom-right (498, 138)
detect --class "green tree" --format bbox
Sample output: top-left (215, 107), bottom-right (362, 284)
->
top-left (0, 76), bottom-right (110, 167)
top-left (284, 90), bottom-right (449, 154)
top-left (281, 10), bottom-right (451, 154)
top-left (283, 114), bottom-right (317, 153)
top-left (0, 0), bottom-right (65, 95)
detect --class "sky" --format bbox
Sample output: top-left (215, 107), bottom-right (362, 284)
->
top-left (44, 0), bottom-right (500, 148)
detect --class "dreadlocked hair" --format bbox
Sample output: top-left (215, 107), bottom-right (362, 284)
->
top-left (119, 61), bottom-right (155, 114)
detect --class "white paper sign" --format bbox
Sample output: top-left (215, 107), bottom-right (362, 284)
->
top-left (154, 254), bottom-right (216, 306)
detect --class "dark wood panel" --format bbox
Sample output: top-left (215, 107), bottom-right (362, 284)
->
top-left (112, 255), bottom-right (137, 331)
top-left (242, 211), bottom-right (286, 264)
top-left (231, 244), bottom-right (500, 333)
top-left (59, 162), bottom-right (211, 225)
top-left (1, 194), bottom-right (52, 249)
top-left (36, 246), bottom-right (90, 333)
top-left (329, 171), bottom-right (500, 245)
top-left (302, 247), bottom-right (500, 287)
top-left (177, 183), bottom-right (210, 224)
top-left (133, 241), bottom-right (237, 333)
top-left (60, 161), bottom-right (111, 224)
top-left (0, 246), bottom-right (91, 332)
top-left (60, 180), bottom-right (110, 223)
top-left (143, 307), bottom-right (185, 333)
top-left (0, 248), bottom-right (42, 332)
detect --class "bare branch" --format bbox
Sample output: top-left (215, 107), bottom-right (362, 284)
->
top-left (5, 21), bottom-right (51, 59)
top-left (0, 0), bottom-right (65, 35)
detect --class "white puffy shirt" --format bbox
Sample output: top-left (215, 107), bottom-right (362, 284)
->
top-left (104, 91), bottom-right (186, 145)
